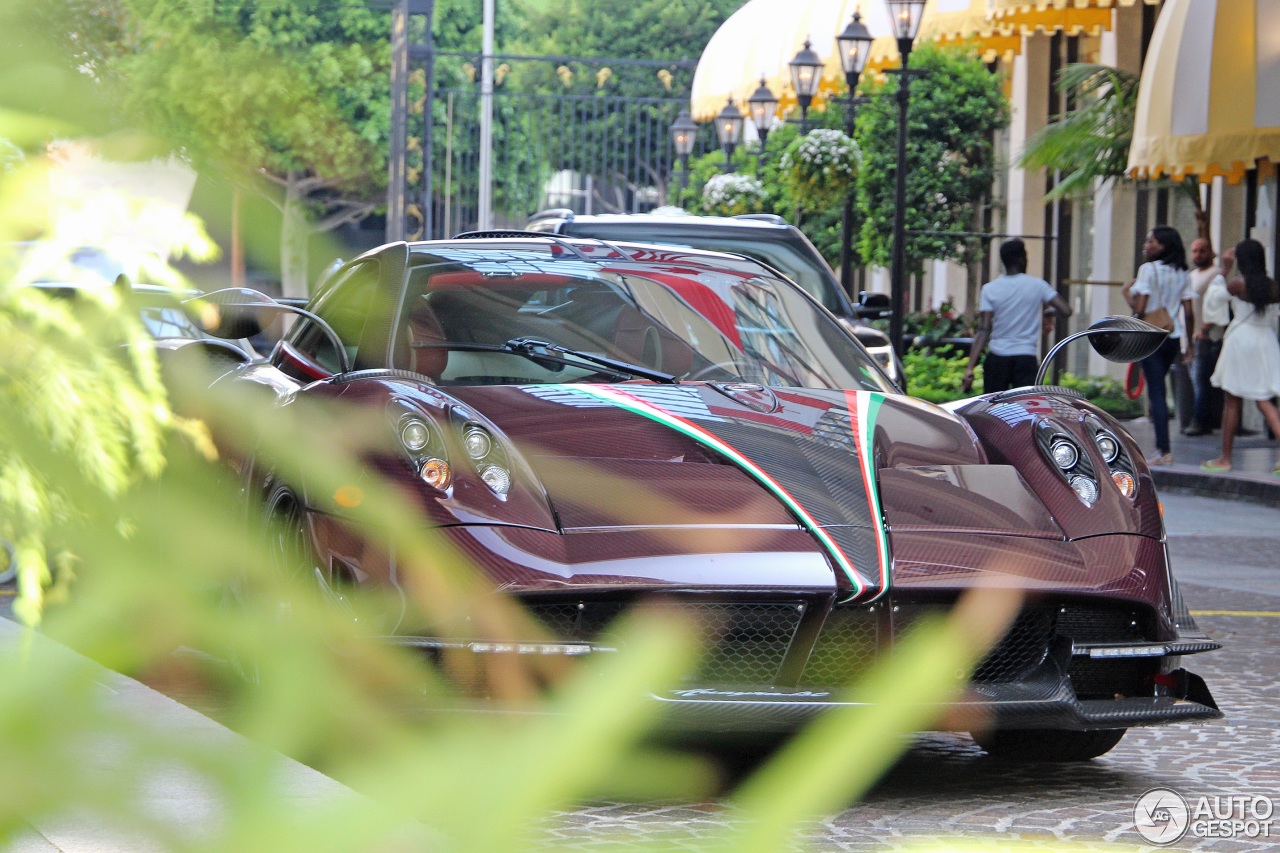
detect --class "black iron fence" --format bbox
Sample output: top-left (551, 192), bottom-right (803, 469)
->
top-left (408, 53), bottom-right (714, 240)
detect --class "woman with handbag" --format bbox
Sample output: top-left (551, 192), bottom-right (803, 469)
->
top-left (1201, 239), bottom-right (1280, 473)
top-left (1123, 225), bottom-right (1194, 466)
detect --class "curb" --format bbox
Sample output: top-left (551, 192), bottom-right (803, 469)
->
top-left (1152, 468), bottom-right (1280, 507)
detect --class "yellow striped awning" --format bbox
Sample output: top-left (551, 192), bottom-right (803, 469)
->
top-left (1127, 0), bottom-right (1280, 183)
top-left (918, 0), bottom-right (1022, 62)
top-left (989, 0), bottom-right (1139, 35)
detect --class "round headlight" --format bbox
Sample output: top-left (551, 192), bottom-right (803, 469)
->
top-left (480, 464), bottom-right (511, 496)
top-left (463, 426), bottom-right (492, 460)
top-left (402, 420), bottom-right (432, 453)
top-left (1095, 433), bottom-right (1120, 463)
top-left (1050, 438), bottom-right (1079, 471)
top-left (1111, 470), bottom-right (1136, 498)
top-left (1069, 475), bottom-right (1099, 505)
top-left (420, 458), bottom-right (452, 490)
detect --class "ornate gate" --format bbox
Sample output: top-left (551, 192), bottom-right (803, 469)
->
top-left (407, 51), bottom-right (712, 240)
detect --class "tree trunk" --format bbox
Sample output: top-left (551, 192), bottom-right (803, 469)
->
top-left (280, 173), bottom-right (310, 299)
top-left (965, 200), bottom-right (984, 314)
top-left (1182, 177), bottom-right (1212, 245)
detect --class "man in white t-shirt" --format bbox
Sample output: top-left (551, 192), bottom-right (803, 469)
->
top-left (962, 239), bottom-right (1072, 394)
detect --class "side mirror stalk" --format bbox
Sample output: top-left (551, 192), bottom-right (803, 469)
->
top-left (1034, 315), bottom-right (1169, 386)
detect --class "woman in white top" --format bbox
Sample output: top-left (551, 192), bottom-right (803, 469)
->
top-left (1202, 239), bottom-right (1280, 473)
top-left (1124, 226), bottom-right (1194, 466)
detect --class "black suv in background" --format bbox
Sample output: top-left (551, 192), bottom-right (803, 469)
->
top-left (526, 210), bottom-right (904, 388)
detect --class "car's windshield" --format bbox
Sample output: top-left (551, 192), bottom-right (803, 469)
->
top-left (394, 262), bottom-right (891, 392)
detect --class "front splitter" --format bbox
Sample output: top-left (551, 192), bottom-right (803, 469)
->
top-left (651, 672), bottom-right (1221, 734)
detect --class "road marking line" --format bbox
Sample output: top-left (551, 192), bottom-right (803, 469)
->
top-left (1190, 609), bottom-right (1280, 617)
top-left (0, 590), bottom-right (14, 598)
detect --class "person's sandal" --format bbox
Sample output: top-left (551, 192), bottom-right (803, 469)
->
top-left (1200, 460), bottom-right (1232, 473)
top-left (1146, 452), bottom-right (1173, 466)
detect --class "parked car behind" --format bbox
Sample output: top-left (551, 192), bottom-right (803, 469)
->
top-left (526, 210), bottom-right (904, 388)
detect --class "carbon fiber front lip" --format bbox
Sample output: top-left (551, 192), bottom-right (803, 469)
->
top-left (651, 677), bottom-right (1222, 734)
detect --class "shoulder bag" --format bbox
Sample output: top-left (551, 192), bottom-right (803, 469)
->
top-left (1139, 304), bottom-right (1175, 332)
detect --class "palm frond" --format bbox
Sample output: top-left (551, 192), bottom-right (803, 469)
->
top-left (1017, 63), bottom-right (1141, 201)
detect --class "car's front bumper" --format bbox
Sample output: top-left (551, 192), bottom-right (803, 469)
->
top-left (652, 666), bottom-right (1220, 734)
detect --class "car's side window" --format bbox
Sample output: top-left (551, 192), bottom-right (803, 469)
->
top-left (283, 263), bottom-right (381, 376)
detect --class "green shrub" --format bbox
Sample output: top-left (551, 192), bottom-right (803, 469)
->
top-left (905, 350), bottom-right (1142, 421)
top-left (904, 348), bottom-right (976, 403)
top-left (1055, 371), bottom-right (1144, 419)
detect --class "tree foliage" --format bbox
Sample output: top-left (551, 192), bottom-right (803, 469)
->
top-left (63, 0), bottom-right (392, 294)
top-left (855, 46), bottom-right (1009, 274)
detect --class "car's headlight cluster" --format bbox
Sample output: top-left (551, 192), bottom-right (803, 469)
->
top-left (1085, 415), bottom-right (1138, 499)
top-left (391, 402), bottom-right (515, 500)
top-left (456, 417), bottom-right (512, 499)
top-left (1034, 420), bottom-right (1099, 506)
top-left (1035, 416), bottom-right (1139, 506)
top-left (395, 413), bottom-right (452, 491)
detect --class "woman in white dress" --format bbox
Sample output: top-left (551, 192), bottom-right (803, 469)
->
top-left (1202, 239), bottom-right (1280, 473)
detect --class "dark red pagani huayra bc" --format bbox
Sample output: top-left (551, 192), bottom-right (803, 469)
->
top-left (193, 235), bottom-right (1219, 762)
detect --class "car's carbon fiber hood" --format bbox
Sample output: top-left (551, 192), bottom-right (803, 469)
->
top-left (445, 383), bottom-right (987, 600)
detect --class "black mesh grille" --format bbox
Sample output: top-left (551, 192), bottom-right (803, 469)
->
top-left (526, 599), bottom-right (803, 686)
top-left (1056, 605), bottom-right (1150, 644)
top-left (526, 602), bottom-right (583, 638)
top-left (677, 602), bottom-right (804, 686)
top-left (798, 607), bottom-right (880, 688)
top-left (894, 603), bottom-right (1055, 684)
top-left (525, 597), bottom-right (1158, 693)
top-left (973, 607), bottom-right (1056, 682)
top-left (1068, 658), bottom-right (1158, 699)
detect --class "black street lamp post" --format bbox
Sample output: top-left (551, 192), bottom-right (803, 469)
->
top-left (885, 0), bottom-right (926, 359)
top-left (788, 39), bottom-right (824, 133)
top-left (747, 77), bottom-right (780, 155)
top-left (669, 109), bottom-right (698, 193)
top-left (713, 97), bottom-right (746, 173)
top-left (835, 11), bottom-right (875, 297)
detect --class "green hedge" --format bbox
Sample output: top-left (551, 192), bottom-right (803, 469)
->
top-left (905, 351), bottom-right (1143, 419)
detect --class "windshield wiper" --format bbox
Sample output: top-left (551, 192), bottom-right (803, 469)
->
top-left (505, 338), bottom-right (678, 384)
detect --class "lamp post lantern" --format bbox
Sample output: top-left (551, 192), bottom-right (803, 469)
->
top-left (788, 39), bottom-right (824, 132)
top-left (713, 97), bottom-right (745, 173)
top-left (835, 10), bottom-right (875, 297)
top-left (669, 109), bottom-right (698, 193)
top-left (884, 0), bottom-right (926, 359)
top-left (747, 77), bottom-right (780, 152)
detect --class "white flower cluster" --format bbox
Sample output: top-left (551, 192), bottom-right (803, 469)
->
top-left (701, 173), bottom-right (767, 210)
top-left (780, 128), bottom-right (860, 180)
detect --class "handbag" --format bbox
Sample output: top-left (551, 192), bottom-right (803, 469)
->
top-left (1140, 304), bottom-right (1175, 332)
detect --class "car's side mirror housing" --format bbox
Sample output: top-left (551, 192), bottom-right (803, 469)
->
top-left (855, 291), bottom-right (892, 319)
top-left (185, 288), bottom-right (352, 373)
top-left (1034, 315), bottom-right (1169, 386)
top-left (184, 287), bottom-right (280, 340)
